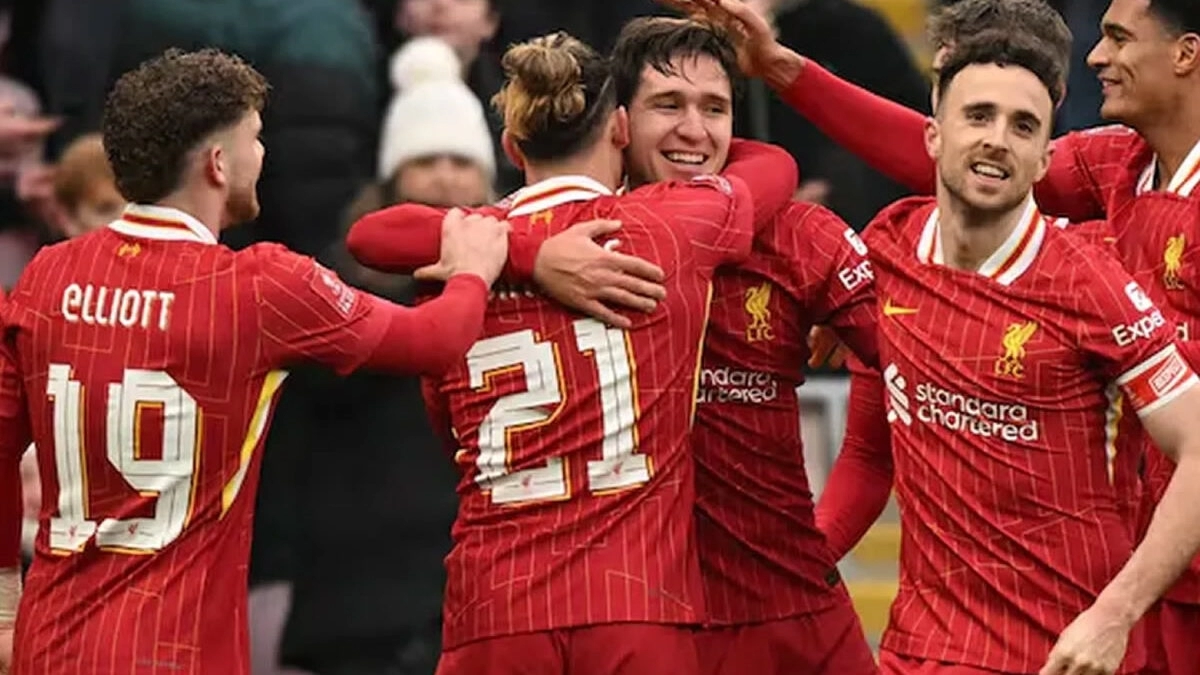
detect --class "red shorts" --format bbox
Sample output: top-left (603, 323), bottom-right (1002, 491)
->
top-left (436, 623), bottom-right (698, 675)
top-left (695, 600), bottom-right (878, 675)
top-left (1144, 600), bottom-right (1200, 675)
top-left (880, 650), bottom-right (1149, 675)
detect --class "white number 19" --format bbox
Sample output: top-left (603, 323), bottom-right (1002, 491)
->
top-left (47, 364), bottom-right (198, 554)
top-left (466, 318), bottom-right (650, 505)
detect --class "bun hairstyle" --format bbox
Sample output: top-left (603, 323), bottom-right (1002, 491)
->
top-left (492, 32), bottom-right (616, 162)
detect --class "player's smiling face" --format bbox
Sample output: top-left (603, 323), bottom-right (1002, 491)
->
top-left (1088, 0), bottom-right (1189, 128)
top-left (927, 62), bottom-right (1053, 215)
top-left (624, 54), bottom-right (733, 187)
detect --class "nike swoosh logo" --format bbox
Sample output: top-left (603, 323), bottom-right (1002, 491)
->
top-left (883, 299), bottom-right (918, 317)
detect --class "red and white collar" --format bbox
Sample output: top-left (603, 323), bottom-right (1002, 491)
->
top-left (506, 175), bottom-right (612, 217)
top-left (108, 204), bottom-right (218, 245)
top-left (916, 197), bottom-right (1046, 286)
top-left (1136, 136), bottom-right (1200, 197)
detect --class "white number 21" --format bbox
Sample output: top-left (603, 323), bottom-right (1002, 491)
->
top-left (47, 364), bottom-right (197, 554)
top-left (466, 318), bottom-right (649, 505)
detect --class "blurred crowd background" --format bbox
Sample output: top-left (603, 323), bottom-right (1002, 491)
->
top-left (0, 1), bottom-right (1109, 673)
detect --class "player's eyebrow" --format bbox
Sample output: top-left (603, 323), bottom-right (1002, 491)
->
top-left (1101, 20), bottom-right (1134, 41)
top-left (1011, 109), bottom-right (1043, 131)
top-left (960, 101), bottom-right (997, 117)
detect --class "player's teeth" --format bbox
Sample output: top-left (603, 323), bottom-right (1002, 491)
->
top-left (972, 163), bottom-right (1007, 178)
top-left (665, 152), bottom-right (705, 165)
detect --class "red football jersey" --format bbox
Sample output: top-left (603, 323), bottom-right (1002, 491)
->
top-left (5, 205), bottom-right (392, 675)
top-left (423, 174), bottom-right (754, 648)
top-left (0, 289), bottom-right (28, 572)
top-left (866, 197), bottom-right (1197, 673)
top-left (1079, 137), bottom-right (1200, 603)
top-left (1034, 125), bottom-right (1145, 222)
top-left (693, 202), bottom-right (879, 624)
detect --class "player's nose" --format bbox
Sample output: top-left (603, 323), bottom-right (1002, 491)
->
top-left (674, 107), bottom-right (706, 141)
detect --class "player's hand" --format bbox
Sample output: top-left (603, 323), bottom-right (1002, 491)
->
top-left (808, 325), bottom-right (849, 369)
top-left (1039, 604), bottom-right (1133, 675)
top-left (534, 218), bottom-right (666, 330)
top-left (657, 0), bottom-right (788, 77)
top-left (416, 208), bottom-right (509, 287)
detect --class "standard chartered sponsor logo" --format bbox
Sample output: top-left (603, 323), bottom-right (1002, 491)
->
top-left (696, 366), bottom-right (779, 404)
top-left (884, 363), bottom-right (1039, 441)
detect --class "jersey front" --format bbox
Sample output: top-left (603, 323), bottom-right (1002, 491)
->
top-left (6, 206), bottom-right (390, 675)
top-left (866, 197), bottom-right (1195, 673)
top-left (693, 202), bottom-right (877, 624)
top-left (425, 175), bottom-right (754, 648)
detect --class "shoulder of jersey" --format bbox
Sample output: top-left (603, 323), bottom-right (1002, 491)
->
top-left (1073, 123), bottom-right (1137, 138)
top-left (1042, 221), bottom-right (1124, 279)
top-left (769, 200), bottom-right (852, 240)
top-left (866, 196), bottom-right (935, 236)
top-left (1055, 123), bottom-right (1145, 157)
top-left (628, 174), bottom-right (733, 198)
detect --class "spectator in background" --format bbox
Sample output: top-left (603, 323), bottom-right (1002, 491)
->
top-left (374, 37), bottom-right (495, 209)
top-left (383, 0), bottom-right (521, 194)
top-left (51, 133), bottom-right (123, 239)
top-left (250, 35), bottom-right (494, 675)
top-left (736, 0), bottom-right (930, 229)
top-left (0, 75), bottom-right (53, 288)
top-left (1052, 0), bottom-right (1104, 132)
top-left (11, 0), bottom-right (381, 257)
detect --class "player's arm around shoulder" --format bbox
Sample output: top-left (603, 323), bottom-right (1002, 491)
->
top-left (245, 211), bottom-right (507, 377)
top-left (1044, 259), bottom-right (1200, 675)
top-left (721, 138), bottom-right (799, 226)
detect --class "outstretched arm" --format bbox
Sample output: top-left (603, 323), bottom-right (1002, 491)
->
top-left (681, 0), bottom-right (1108, 221)
top-left (348, 207), bottom-right (667, 329)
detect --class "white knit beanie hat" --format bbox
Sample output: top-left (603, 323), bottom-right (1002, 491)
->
top-left (377, 37), bottom-right (497, 182)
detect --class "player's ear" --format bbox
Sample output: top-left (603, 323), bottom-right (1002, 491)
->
top-left (501, 130), bottom-right (525, 173)
top-left (610, 106), bottom-right (630, 151)
top-left (1034, 137), bottom-right (1053, 183)
top-left (205, 143), bottom-right (228, 189)
top-left (923, 116), bottom-right (940, 161)
top-left (1175, 32), bottom-right (1200, 76)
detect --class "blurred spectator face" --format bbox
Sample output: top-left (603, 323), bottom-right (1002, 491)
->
top-left (396, 0), bottom-right (498, 67)
top-left (394, 153), bottom-right (490, 207)
top-left (624, 55), bottom-right (733, 187)
top-left (54, 133), bottom-right (125, 239)
top-left (67, 182), bottom-right (124, 238)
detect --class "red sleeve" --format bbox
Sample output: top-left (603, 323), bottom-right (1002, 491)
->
top-left (1034, 128), bottom-right (1132, 221)
top-left (1077, 267), bottom-right (1199, 416)
top-left (624, 173), bottom-right (755, 270)
top-left (778, 62), bottom-right (934, 194)
top-left (815, 356), bottom-right (893, 559)
top-left (722, 139), bottom-right (800, 226)
top-left (357, 275), bottom-right (489, 376)
top-left (778, 64), bottom-right (1113, 221)
top-left (0, 298), bottom-right (29, 569)
top-left (252, 244), bottom-right (488, 376)
top-left (798, 207), bottom-right (880, 369)
top-left (344, 203), bottom-right (541, 280)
